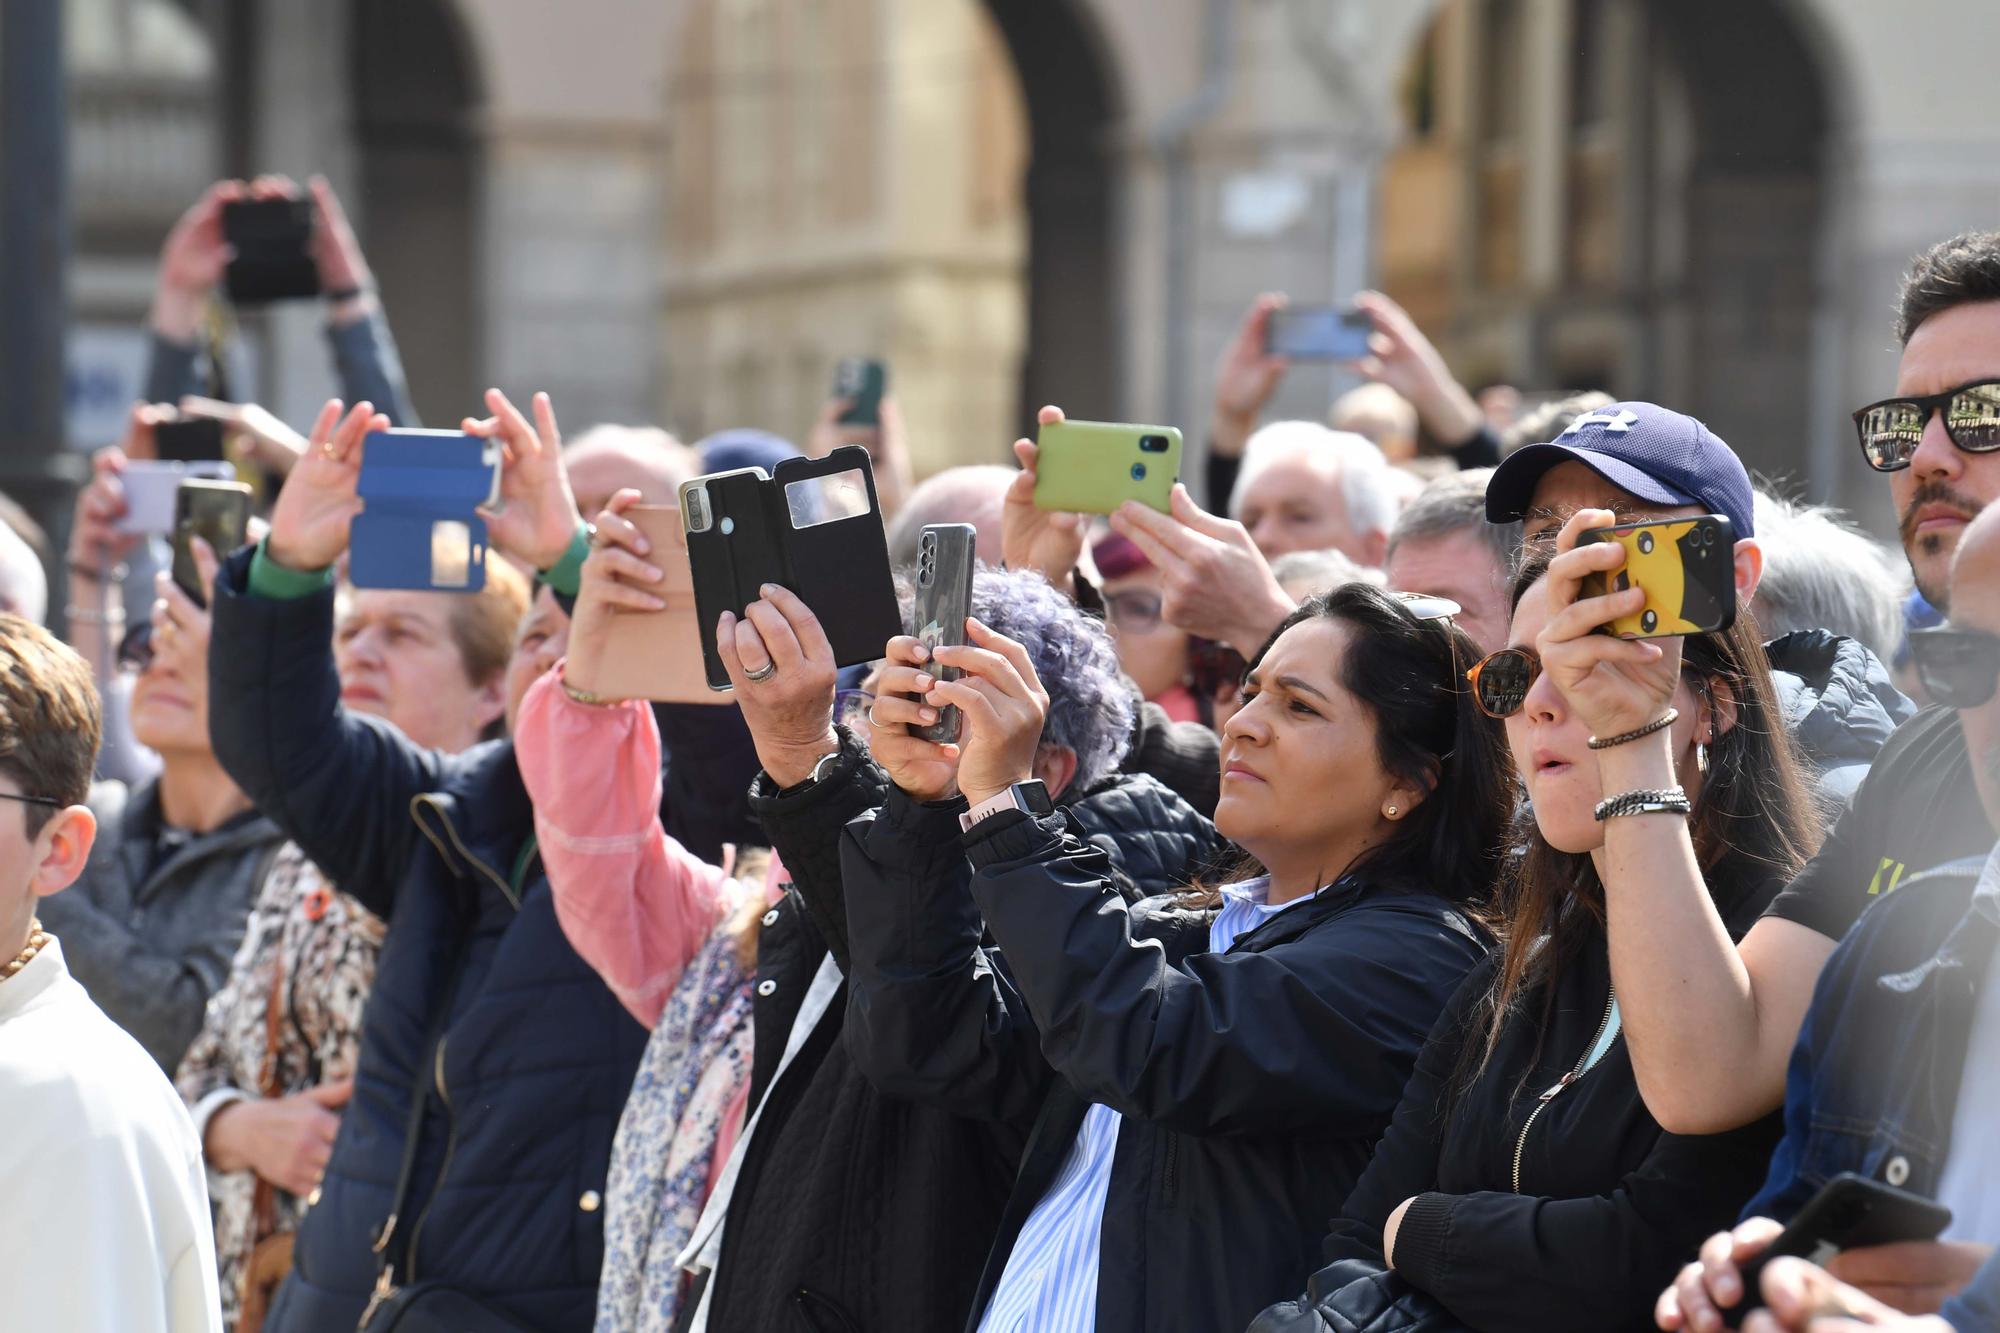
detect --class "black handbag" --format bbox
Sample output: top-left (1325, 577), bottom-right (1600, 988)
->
top-left (355, 935), bottom-right (532, 1333)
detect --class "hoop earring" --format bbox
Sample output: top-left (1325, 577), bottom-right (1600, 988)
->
top-left (1696, 742), bottom-right (1709, 774)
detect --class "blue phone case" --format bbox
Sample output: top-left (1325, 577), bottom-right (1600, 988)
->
top-left (349, 430), bottom-right (500, 591)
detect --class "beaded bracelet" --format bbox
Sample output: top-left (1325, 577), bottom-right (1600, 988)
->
top-left (1594, 787), bottom-right (1692, 822)
top-left (1587, 708), bottom-right (1678, 751)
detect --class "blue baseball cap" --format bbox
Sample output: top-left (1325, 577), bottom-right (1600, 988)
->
top-left (1484, 401), bottom-right (1755, 538)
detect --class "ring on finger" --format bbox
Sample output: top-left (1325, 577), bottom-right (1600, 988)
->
top-left (744, 661), bottom-right (778, 684)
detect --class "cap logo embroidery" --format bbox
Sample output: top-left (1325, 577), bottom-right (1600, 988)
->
top-left (1560, 408), bottom-right (1640, 437)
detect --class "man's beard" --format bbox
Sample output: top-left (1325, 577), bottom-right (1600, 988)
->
top-left (1900, 478), bottom-right (1985, 609)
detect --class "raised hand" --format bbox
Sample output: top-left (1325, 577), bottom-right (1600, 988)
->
top-left (1347, 290), bottom-right (1485, 446)
top-left (148, 540), bottom-right (221, 699)
top-left (716, 584), bottom-right (840, 788)
top-left (1536, 508), bottom-right (1680, 742)
top-left (152, 180), bottom-right (245, 341)
top-left (1211, 293), bottom-right (1290, 461)
top-left (926, 618), bottom-right (1049, 809)
top-left (866, 635), bottom-right (959, 802)
top-left (467, 389), bottom-right (583, 572)
top-left (68, 404), bottom-right (172, 579)
top-left (1001, 405), bottom-right (1087, 594)
top-left (307, 174), bottom-right (374, 300)
top-left (1108, 484), bottom-right (1296, 657)
top-left (266, 400), bottom-right (385, 572)
top-left (563, 489), bottom-right (666, 703)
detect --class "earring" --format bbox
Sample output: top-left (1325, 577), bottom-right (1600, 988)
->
top-left (1385, 805), bottom-right (1399, 819)
top-left (1696, 742), bottom-right (1709, 774)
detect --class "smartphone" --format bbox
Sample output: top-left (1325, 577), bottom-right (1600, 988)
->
top-left (154, 416), bottom-right (227, 463)
top-left (911, 524), bottom-right (978, 744)
top-left (117, 460), bottom-right (237, 535)
top-left (222, 197), bottom-right (320, 304)
top-left (1579, 515), bottom-right (1736, 638)
top-left (1266, 305), bottom-right (1374, 361)
top-left (681, 446), bottom-right (902, 691)
top-left (1034, 420), bottom-right (1183, 516)
top-left (833, 358), bottom-right (888, 427)
top-left (349, 430), bottom-right (502, 592)
top-left (171, 480), bottom-right (252, 607)
top-left (588, 506), bottom-right (725, 705)
top-left (1725, 1174), bottom-right (1952, 1328)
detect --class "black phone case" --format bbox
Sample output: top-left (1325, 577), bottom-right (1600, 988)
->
top-left (1725, 1173), bottom-right (1953, 1328)
top-left (223, 199), bottom-right (320, 304)
top-left (684, 446), bottom-right (902, 691)
top-left (155, 418), bottom-right (227, 463)
top-left (912, 524), bottom-right (978, 743)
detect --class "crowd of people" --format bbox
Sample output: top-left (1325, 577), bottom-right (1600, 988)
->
top-left (0, 173), bottom-right (1995, 1333)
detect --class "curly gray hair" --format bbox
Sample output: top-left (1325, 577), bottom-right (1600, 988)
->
top-left (901, 567), bottom-right (1136, 794)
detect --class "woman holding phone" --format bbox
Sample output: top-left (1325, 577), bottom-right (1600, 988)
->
top-left (842, 582), bottom-right (1509, 1333)
top-left (1252, 509), bottom-right (1822, 1333)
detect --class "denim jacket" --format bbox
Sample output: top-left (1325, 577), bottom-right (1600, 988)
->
top-left (1744, 844), bottom-right (1998, 1223)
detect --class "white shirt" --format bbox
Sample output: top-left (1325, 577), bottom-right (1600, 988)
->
top-left (1936, 849), bottom-right (2000, 1243)
top-left (0, 937), bottom-right (222, 1333)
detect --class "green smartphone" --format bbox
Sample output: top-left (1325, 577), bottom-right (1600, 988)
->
top-left (1033, 420), bottom-right (1183, 515)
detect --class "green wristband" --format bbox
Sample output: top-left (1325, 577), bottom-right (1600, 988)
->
top-left (248, 539), bottom-right (335, 600)
top-left (541, 523), bottom-right (593, 599)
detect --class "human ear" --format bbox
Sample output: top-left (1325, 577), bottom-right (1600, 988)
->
top-left (30, 806), bottom-right (97, 900)
top-left (1031, 744), bottom-right (1079, 802)
top-left (1732, 538), bottom-right (1763, 606)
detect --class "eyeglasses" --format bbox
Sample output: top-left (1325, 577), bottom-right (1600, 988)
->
top-left (1393, 592), bottom-right (1462, 623)
top-left (1466, 646), bottom-right (1540, 719)
top-left (1907, 626), bottom-right (2000, 709)
top-left (1852, 378), bottom-right (2000, 473)
top-left (0, 791), bottom-right (61, 810)
top-left (1104, 590), bottom-right (1164, 634)
top-left (116, 621), bottom-right (154, 674)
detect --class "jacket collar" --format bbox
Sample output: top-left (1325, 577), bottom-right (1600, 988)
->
top-left (407, 739), bottom-right (534, 911)
top-left (116, 779), bottom-right (277, 903)
top-left (1877, 846), bottom-right (1999, 995)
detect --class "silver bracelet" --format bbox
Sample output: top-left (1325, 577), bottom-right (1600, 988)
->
top-left (64, 604), bottom-right (127, 626)
top-left (1587, 708), bottom-right (1679, 751)
top-left (1594, 787), bottom-right (1691, 822)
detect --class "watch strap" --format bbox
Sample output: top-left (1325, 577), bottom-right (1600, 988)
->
top-left (959, 780), bottom-right (1052, 832)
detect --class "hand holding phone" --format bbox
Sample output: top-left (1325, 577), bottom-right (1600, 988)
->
top-left (223, 196), bottom-right (320, 304)
top-left (115, 460), bottom-right (237, 536)
top-left (833, 358), bottom-right (888, 428)
top-left (172, 480), bottom-right (253, 608)
top-left (1264, 304), bottom-right (1374, 362)
top-left (1579, 515), bottom-right (1737, 638)
top-left (573, 502), bottom-right (721, 705)
top-left (265, 400), bottom-right (388, 574)
top-left (1033, 419), bottom-right (1183, 516)
top-left (1722, 1176), bottom-right (1952, 1328)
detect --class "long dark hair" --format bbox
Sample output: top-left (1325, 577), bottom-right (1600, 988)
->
top-left (1189, 582), bottom-right (1514, 908)
top-left (1466, 549), bottom-right (1823, 1082)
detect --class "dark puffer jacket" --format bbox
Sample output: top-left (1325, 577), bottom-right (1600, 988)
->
top-left (698, 733), bottom-right (1223, 1333)
top-left (842, 792), bottom-right (1489, 1333)
top-left (208, 553), bottom-right (648, 1332)
top-left (1766, 630), bottom-right (1915, 810)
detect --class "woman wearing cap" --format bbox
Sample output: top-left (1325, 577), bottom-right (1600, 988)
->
top-left (1252, 509), bottom-right (1820, 1333)
top-left (845, 583), bottom-right (1509, 1333)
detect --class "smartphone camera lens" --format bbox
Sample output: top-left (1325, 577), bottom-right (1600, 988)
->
top-left (1140, 434), bottom-right (1170, 454)
top-left (685, 487), bottom-right (710, 533)
top-left (1130, 462), bottom-right (1148, 482)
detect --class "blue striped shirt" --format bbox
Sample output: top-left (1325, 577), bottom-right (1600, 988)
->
top-left (975, 876), bottom-right (1320, 1333)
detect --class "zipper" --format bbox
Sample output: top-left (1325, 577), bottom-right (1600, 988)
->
top-left (1161, 1131), bottom-right (1181, 1205)
top-left (1511, 986), bottom-right (1616, 1195)
top-left (359, 1267), bottom-right (396, 1328)
top-left (410, 794), bottom-right (521, 912)
top-left (403, 1033), bottom-right (459, 1280)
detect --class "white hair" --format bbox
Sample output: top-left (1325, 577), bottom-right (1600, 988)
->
top-left (1749, 489), bottom-right (1908, 663)
top-left (1229, 421), bottom-right (1399, 541)
top-left (0, 520), bottom-right (46, 624)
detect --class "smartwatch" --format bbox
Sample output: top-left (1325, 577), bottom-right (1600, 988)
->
top-left (960, 780), bottom-right (1054, 833)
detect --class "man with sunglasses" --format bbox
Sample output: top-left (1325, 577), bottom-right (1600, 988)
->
top-left (1488, 239), bottom-right (2000, 1147)
top-left (1660, 499), bottom-right (2000, 1332)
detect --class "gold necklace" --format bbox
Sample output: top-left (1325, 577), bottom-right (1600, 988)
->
top-left (1, 919), bottom-right (49, 981)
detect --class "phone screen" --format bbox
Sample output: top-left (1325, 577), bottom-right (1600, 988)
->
top-left (1266, 307), bottom-right (1373, 361)
top-left (172, 483), bottom-right (252, 607)
top-left (155, 418), bottom-right (227, 463)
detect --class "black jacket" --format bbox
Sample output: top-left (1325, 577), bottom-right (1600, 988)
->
top-left (1255, 867), bottom-right (1787, 1333)
top-left (207, 552), bottom-right (649, 1332)
top-left (842, 794), bottom-right (1487, 1333)
top-left (702, 738), bottom-right (1221, 1333)
top-left (1765, 630), bottom-right (1915, 812)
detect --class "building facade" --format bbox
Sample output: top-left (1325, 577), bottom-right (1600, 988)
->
top-left (61, 0), bottom-right (2000, 527)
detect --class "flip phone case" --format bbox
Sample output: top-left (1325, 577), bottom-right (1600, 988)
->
top-left (681, 445), bottom-right (901, 691)
top-left (117, 460), bottom-right (237, 535)
top-left (222, 198), bottom-right (320, 304)
top-left (911, 524), bottom-right (978, 743)
top-left (1033, 420), bottom-right (1183, 515)
top-left (349, 430), bottom-right (501, 592)
top-left (1580, 515), bottom-right (1736, 638)
top-left (588, 506), bottom-right (725, 705)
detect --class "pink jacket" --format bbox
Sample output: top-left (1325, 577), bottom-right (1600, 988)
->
top-left (515, 668), bottom-right (729, 1029)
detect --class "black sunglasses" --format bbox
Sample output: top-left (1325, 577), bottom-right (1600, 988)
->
top-left (1907, 626), bottom-right (2000, 709)
top-left (1852, 378), bottom-right (2000, 473)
